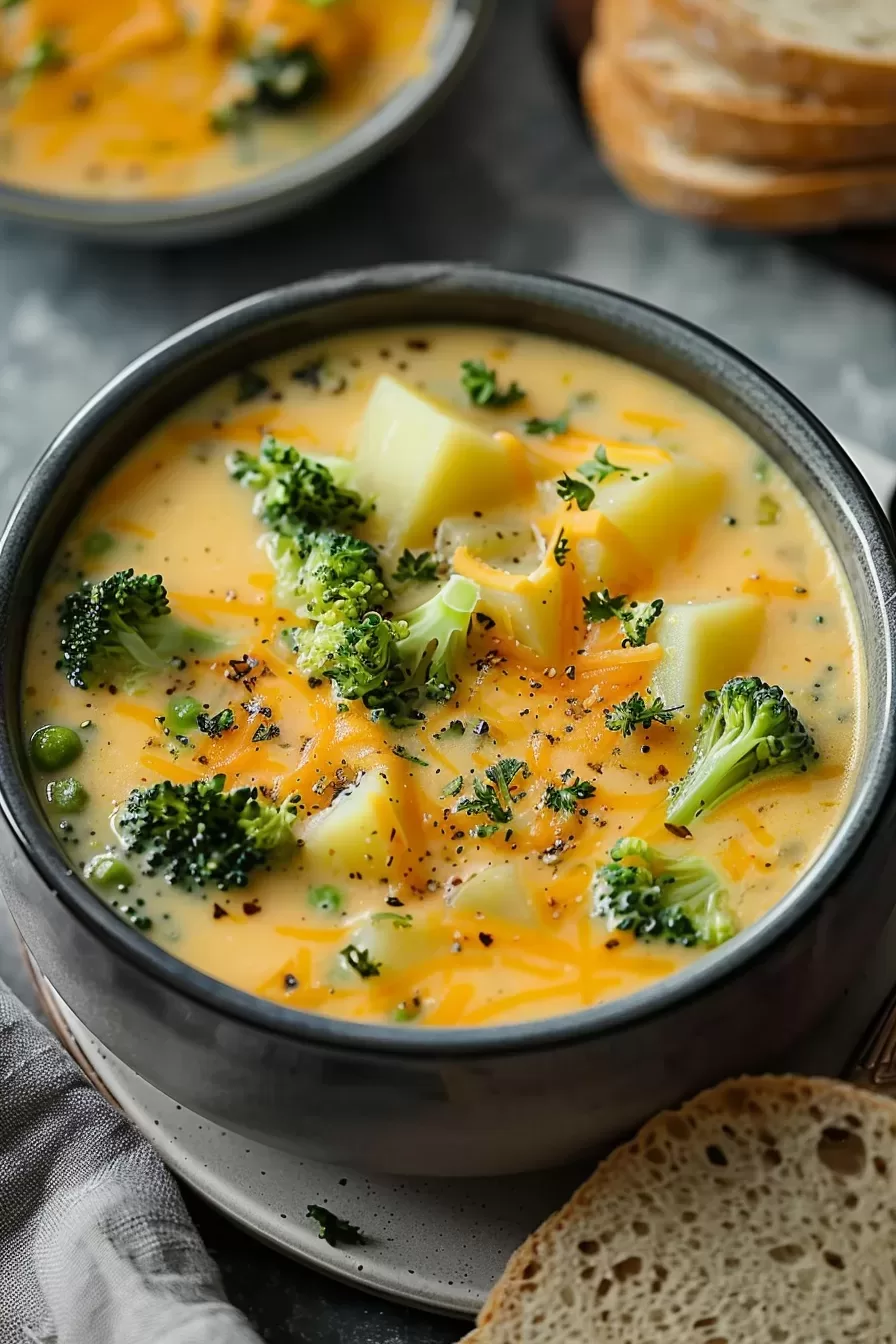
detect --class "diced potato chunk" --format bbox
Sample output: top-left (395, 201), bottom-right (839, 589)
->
top-left (449, 862), bottom-right (535, 925)
top-left (354, 376), bottom-right (530, 549)
top-left (302, 770), bottom-right (407, 882)
top-left (453, 546), bottom-right (565, 660)
top-left (436, 512), bottom-right (540, 569)
top-left (332, 911), bottom-right (444, 984)
top-left (540, 511), bottom-right (645, 592)
top-left (596, 456), bottom-right (724, 563)
top-left (652, 597), bottom-right (765, 716)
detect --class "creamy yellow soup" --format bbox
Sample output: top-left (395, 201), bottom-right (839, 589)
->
top-left (23, 327), bottom-right (861, 1029)
top-left (0, 0), bottom-right (438, 200)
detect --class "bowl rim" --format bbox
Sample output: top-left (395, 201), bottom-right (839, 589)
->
top-left (0, 0), bottom-right (491, 233)
top-left (2, 261), bottom-right (895, 1058)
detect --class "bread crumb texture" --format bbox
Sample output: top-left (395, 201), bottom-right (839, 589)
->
top-left (465, 1076), bottom-right (896, 1343)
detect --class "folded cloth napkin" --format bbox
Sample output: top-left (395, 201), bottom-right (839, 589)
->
top-left (0, 979), bottom-right (262, 1344)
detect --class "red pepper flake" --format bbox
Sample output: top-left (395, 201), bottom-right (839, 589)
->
top-left (213, 903), bottom-right (229, 920)
top-left (478, 932), bottom-right (494, 948)
top-left (243, 899), bottom-right (261, 917)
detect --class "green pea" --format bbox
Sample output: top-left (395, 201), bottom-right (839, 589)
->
top-left (82, 530), bottom-right (115, 558)
top-left (30, 725), bottom-right (82, 772)
top-left (394, 998), bottom-right (421, 1024)
top-left (46, 777), bottom-right (89, 813)
top-left (308, 884), bottom-right (342, 915)
top-left (85, 854), bottom-right (134, 890)
top-left (166, 695), bottom-right (202, 732)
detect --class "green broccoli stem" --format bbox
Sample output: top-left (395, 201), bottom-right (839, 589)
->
top-left (666, 677), bottom-right (816, 828)
top-left (396, 574), bottom-right (479, 697)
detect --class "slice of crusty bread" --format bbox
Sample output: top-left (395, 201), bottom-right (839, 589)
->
top-left (654, 0), bottom-right (896, 104)
top-left (584, 50), bottom-right (896, 232)
top-left (603, 0), bottom-right (896, 167)
top-left (463, 1076), bottom-right (896, 1344)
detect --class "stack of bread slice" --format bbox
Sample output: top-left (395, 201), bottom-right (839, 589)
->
top-left (583, 0), bottom-right (896, 230)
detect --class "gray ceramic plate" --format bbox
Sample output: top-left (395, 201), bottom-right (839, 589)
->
top-left (0, 0), bottom-right (492, 245)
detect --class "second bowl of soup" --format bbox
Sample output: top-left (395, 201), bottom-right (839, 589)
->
top-left (2, 266), bottom-right (895, 1174)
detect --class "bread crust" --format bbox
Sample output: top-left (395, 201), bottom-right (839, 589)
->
top-left (467, 1074), bottom-right (896, 1342)
top-left (653, 0), bottom-right (896, 105)
top-left (602, 0), bottom-right (896, 166)
top-left (583, 50), bottom-right (896, 232)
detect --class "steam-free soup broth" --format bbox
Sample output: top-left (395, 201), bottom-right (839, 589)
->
top-left (24, 327), bottom-right (861, 1028)
top-left (0, 1), bottom-right (438, 200)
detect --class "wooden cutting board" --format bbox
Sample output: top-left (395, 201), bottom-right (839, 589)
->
top-left (549, 0), bottom-right (896, 285)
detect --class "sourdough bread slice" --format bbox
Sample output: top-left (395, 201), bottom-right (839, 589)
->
top-left (602, 0), bottom-right (896, 166)
top-left (464, 1076), bottom-right (896, 1344)
top-left (654, 0), bottom-right (896, 104)
top-left (584, 50), bottom-right (896, 232)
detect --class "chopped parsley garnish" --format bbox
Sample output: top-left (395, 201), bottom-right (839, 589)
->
top-left (341, 945), bottom-right (381, 979)
top-left (556, 474), bottom-right (595, 512)
top-left (604, 693), bottom-right (679, 737)
top-left (393, 549), bottom-right (439, 584)
top-left (578, 444), bottom-right (630, 485)
top-left (197, 709), bottom-right (235, 739)
top-left (291, 356), bottom-right (327, 388)
top-left (21, 33), bottom-right (67, 75)
top-left (583, 589), bottom-right (629, 624)
top-left (472, 823), bottom-right (500, 839)
top-left (525, 409), bottom-right (570, 437)
top-left (306, 1206), bottom-right (365, 1248)
top-left (456, 758), bottom-right (529, 825)
top-left (252, 722), bottom-right (281, 742)
top-left (235, 369), bottom-right (271, 404)
top-left (620, 598), bottom-right (664, 647)
top-left (754, 455), bottom-right (771, 482)
top-left (371, 911), bottom-right (413, 928)
top-left (544, 774), bottom-right (597, 815)
top-left (441, 776), bottom-right (464, 799)
top-left (757, 493), bottom-right (781, 525)
top-left (393, 744), bottom-right (429, 767)
top-left (435, 720), bottom-right (465, 741)
top-left (582, 591), bottom-right (663, 646)
top-left (460, 360), bottom-right (525, 409)
top-left (553, 529), bottom-right (570, 567)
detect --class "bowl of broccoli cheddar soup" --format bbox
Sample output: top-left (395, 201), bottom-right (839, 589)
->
top-left (0, 1), bottom-right (489, 241)
top-left (2, 266), bottom-right (895, 1176)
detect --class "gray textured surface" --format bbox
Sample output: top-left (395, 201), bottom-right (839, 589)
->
top-left (3, 0), bottom-right (896, 1338)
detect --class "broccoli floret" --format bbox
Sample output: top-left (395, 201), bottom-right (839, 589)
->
top-left (292, 610), bottom-right (401, 701)
top-left (228, 437), bottom-right (369, 539)
top-left (57, 569), bottom-right (209, 691)
top-left (394, 574), bottom-right (479, 702)
top-left (267, 530), bottom-right (390, 622)
top-left (211, 44), bottom-right (326, 132)
top-left (666, 676), bottom-right (816, 828)
top-left (592, 836), bottom-right (736, 948)
top-left (287, 575), bottom-right (479, 725)
top-left (115, 773), bottom-right (299, 891)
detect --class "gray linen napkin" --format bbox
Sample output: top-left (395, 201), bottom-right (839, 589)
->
top-left (0, 979), bottom-right (262, 1344)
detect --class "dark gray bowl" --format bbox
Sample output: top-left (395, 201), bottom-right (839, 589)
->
top-left (0, 1), bottom-right (491, 245)
top-left (2, 264), bottom-right (896, 1177)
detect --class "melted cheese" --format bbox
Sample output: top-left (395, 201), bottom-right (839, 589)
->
top-left (22, 325), bottom-right (862, 1029)
top-left (0, 0), bottom-right (437, 199)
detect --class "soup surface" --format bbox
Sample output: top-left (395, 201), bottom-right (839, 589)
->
top-left (0, 0), bottom-right (437, 200)
top-left (24, 326), bottom-right (861, 1028)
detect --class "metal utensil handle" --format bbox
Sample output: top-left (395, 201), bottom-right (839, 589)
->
top-left (847, 985), bottom-right (896, 1093)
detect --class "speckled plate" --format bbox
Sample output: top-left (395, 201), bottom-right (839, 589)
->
top-left (45, 981), bottom-right (583, 1318)
top-left (38, 885), bottom-right (896, 1321)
